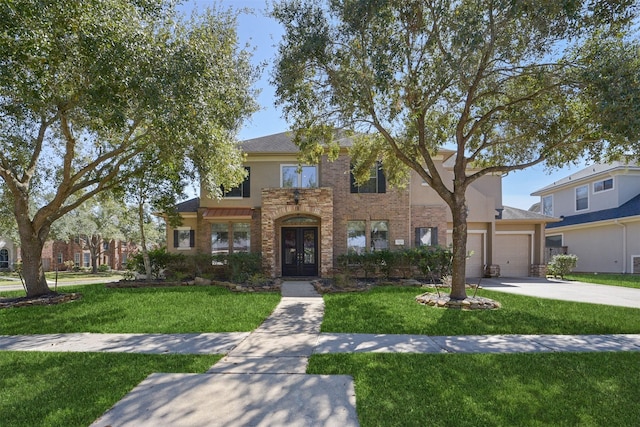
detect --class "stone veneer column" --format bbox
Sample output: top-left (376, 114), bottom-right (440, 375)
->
top-left (261, 188), bottom-right (334, 278)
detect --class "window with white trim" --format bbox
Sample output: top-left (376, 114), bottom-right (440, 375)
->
top-left (174, 228), bottom-right (195, 250)
top-left (542, 195), bottom-right (553, 216)
top-left (281, 165), bottom-right (317, 188)
top-left (575, 185), bottom-right (588, 211)
top-left (593, 178), bottom-right (613, 193)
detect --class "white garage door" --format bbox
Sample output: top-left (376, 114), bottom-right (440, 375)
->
top-left (465, 233), bottom-right (484, 278)
top-left (495, 234), bottom-right (530, 277)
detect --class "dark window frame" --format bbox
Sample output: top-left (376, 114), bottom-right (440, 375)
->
top-left (350, 161), bottom-right (386, 194)
top-left (223, 167), bottom-right (251, 198)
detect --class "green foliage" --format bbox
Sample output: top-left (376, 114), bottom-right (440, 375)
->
top-left (212, 253), bottom-right (263, 283)
top-left (271, 0), bottom-right (640, 298)
top-left (336, 247), bottom-right (453, 282)
top-left (0, 0), bottom-right (259, 296)
top-left (547, 254), bottom-right (579, 279)
top-left (97, 264), bottom-right (110, 273)
top-left (127, 247), bottom-right (179, 279)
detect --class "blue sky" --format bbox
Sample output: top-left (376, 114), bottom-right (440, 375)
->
top-left (179, 0), bottom-right (587, 210)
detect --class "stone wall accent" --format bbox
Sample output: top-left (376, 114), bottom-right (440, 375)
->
top-left (261, 187), bottom-right (334, 277)
top-left (484, 264), bottom-right (500, 277)
top-left (529, 264), bottom-right (547, 277)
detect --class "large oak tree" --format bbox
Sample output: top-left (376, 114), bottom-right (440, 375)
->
top-left (0, 0), bottom-right (258, 296)
top-left (272, 0), bottom-right (640, 300)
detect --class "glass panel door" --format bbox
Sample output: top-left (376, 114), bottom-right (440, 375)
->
top-left (281, 227), bottom-right (318, 276)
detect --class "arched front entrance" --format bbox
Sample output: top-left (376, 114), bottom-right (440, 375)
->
top-left (281, 216), bottom-right (319, 277)
top-left (260, 187), bottom-right (334, 278)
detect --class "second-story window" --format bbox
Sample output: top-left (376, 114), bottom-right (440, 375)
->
top-left (350, 162), bottom-right (386, 193)
top-left (281, 165), bottom-right (317, 188)
top-left (223, 167), bottom-right (251, 198)
top-left (593, 178), bottom-right (613, 193)
top-left (575, 185), bottom-right (589, 211)
top-left (542, 195), bottom-right (553, 216)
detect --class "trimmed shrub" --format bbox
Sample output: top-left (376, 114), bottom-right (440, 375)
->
top-left (547, 254), bottom-right (578, 279)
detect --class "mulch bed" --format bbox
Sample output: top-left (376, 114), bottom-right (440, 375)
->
top-left (0, 292), bottom-right (83, 309)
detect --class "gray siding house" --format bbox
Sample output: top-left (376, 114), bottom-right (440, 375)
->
top-left (531, 161), bottom-right (640, 273)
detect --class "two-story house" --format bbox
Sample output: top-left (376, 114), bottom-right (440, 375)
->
top-left (167, 132), bottom-right (554, 278)
top-left (531, 161), bottom-right (640, 273)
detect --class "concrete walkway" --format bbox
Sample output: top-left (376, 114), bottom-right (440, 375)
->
top-left (1, 278), bottom-right (639, 426)
top-left (89, 281), bottom-right (360, 427)
top-left (481, 276), bottom-right (640, 308)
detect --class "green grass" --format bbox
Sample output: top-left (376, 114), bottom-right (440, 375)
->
top-left (309, 352), bottom-right (640, 427)
top-left (0, 271), bottom-right (122, 287)
top-left (565, 273), bottom-right (640, 289)
top-left (0, 284), bottom-right (280, 334)
top-left (321, 286), bottom-right (640, 335)
top-left (0, 351), bottom-right (220, 427)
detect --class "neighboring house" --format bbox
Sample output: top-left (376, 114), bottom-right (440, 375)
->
top-left (0, 236), bottom-right (17, 271)
top-left (34, 238), bottom-right (137, 271)
top-left (531, 161), bottom-right (640, 273)
top-left (166, 132), bottom-right (555, 278)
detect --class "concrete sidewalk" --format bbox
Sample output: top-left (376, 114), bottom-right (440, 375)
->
top-left (2, 332), bottom-right (639, 355)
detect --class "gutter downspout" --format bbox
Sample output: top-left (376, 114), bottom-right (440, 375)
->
top-left (614, 220), bottom-right (627, 274)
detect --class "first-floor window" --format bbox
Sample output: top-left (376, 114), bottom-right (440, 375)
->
top-left (415, 227), bottom-right (438, 247)
top-left (546, 235), bottom-right (563, 247)
top-left (74, 253), bottom-right (81, 267)
top-left (174, 228), bottom-right (195, 250)
top-left (83, 253), bottom-right (90, 268)
top-left (211, 224), bottom-right (230, 255)
top-left (347, 221), bottom-right (366, 254)
top-left (233, 223), bottom-right (250, 253)
top-left (0, 248), bottom-right (8, 269)
top-left (212, 223), bottom-right (251, 254)
top-left (370, 221), bottom-right (389, 251)
top-left (57, 252), bottom-right (63, 265)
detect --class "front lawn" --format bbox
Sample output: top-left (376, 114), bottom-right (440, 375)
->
top-left (309, 352), bottom-right (640, 426)
top-left (321, 286), bottom-right (640, 335)
top-left (0, 284), bottom-right (280, 334)
top-left (565, 273), bottom-right (640, 289)
top-left (0, 351), bottom-right (220, 427)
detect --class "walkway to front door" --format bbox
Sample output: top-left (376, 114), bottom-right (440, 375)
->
top-left (281, 227), bottom-right (318, 276)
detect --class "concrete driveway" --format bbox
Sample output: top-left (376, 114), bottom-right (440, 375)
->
top-left (480, 277), bottom-right (640, 309)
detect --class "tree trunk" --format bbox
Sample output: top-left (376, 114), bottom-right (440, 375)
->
top-left (449, 197), bottom-right (469, 301)
top-left (138, 200), bottom-right (152, 279)
top-left (18, 229), bottom-right (51, 297)
top-left (89, 235), bottom-right (99, 274)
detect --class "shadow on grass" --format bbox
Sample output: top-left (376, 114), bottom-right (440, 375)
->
top-left (321, 286), bottom-right (640, 335)
top-left (0, 351), bottom-right (220, 427)
top-left (309, 352), bottom-right (640, 427)
top-left (0, 284), bottom-right (281, 335)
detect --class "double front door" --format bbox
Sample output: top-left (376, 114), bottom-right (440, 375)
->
top-left (282, 227), bottom-right (318, 276)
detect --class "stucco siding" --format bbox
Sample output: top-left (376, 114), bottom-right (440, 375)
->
top-left (562, 225), bottom-right (625, 273)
